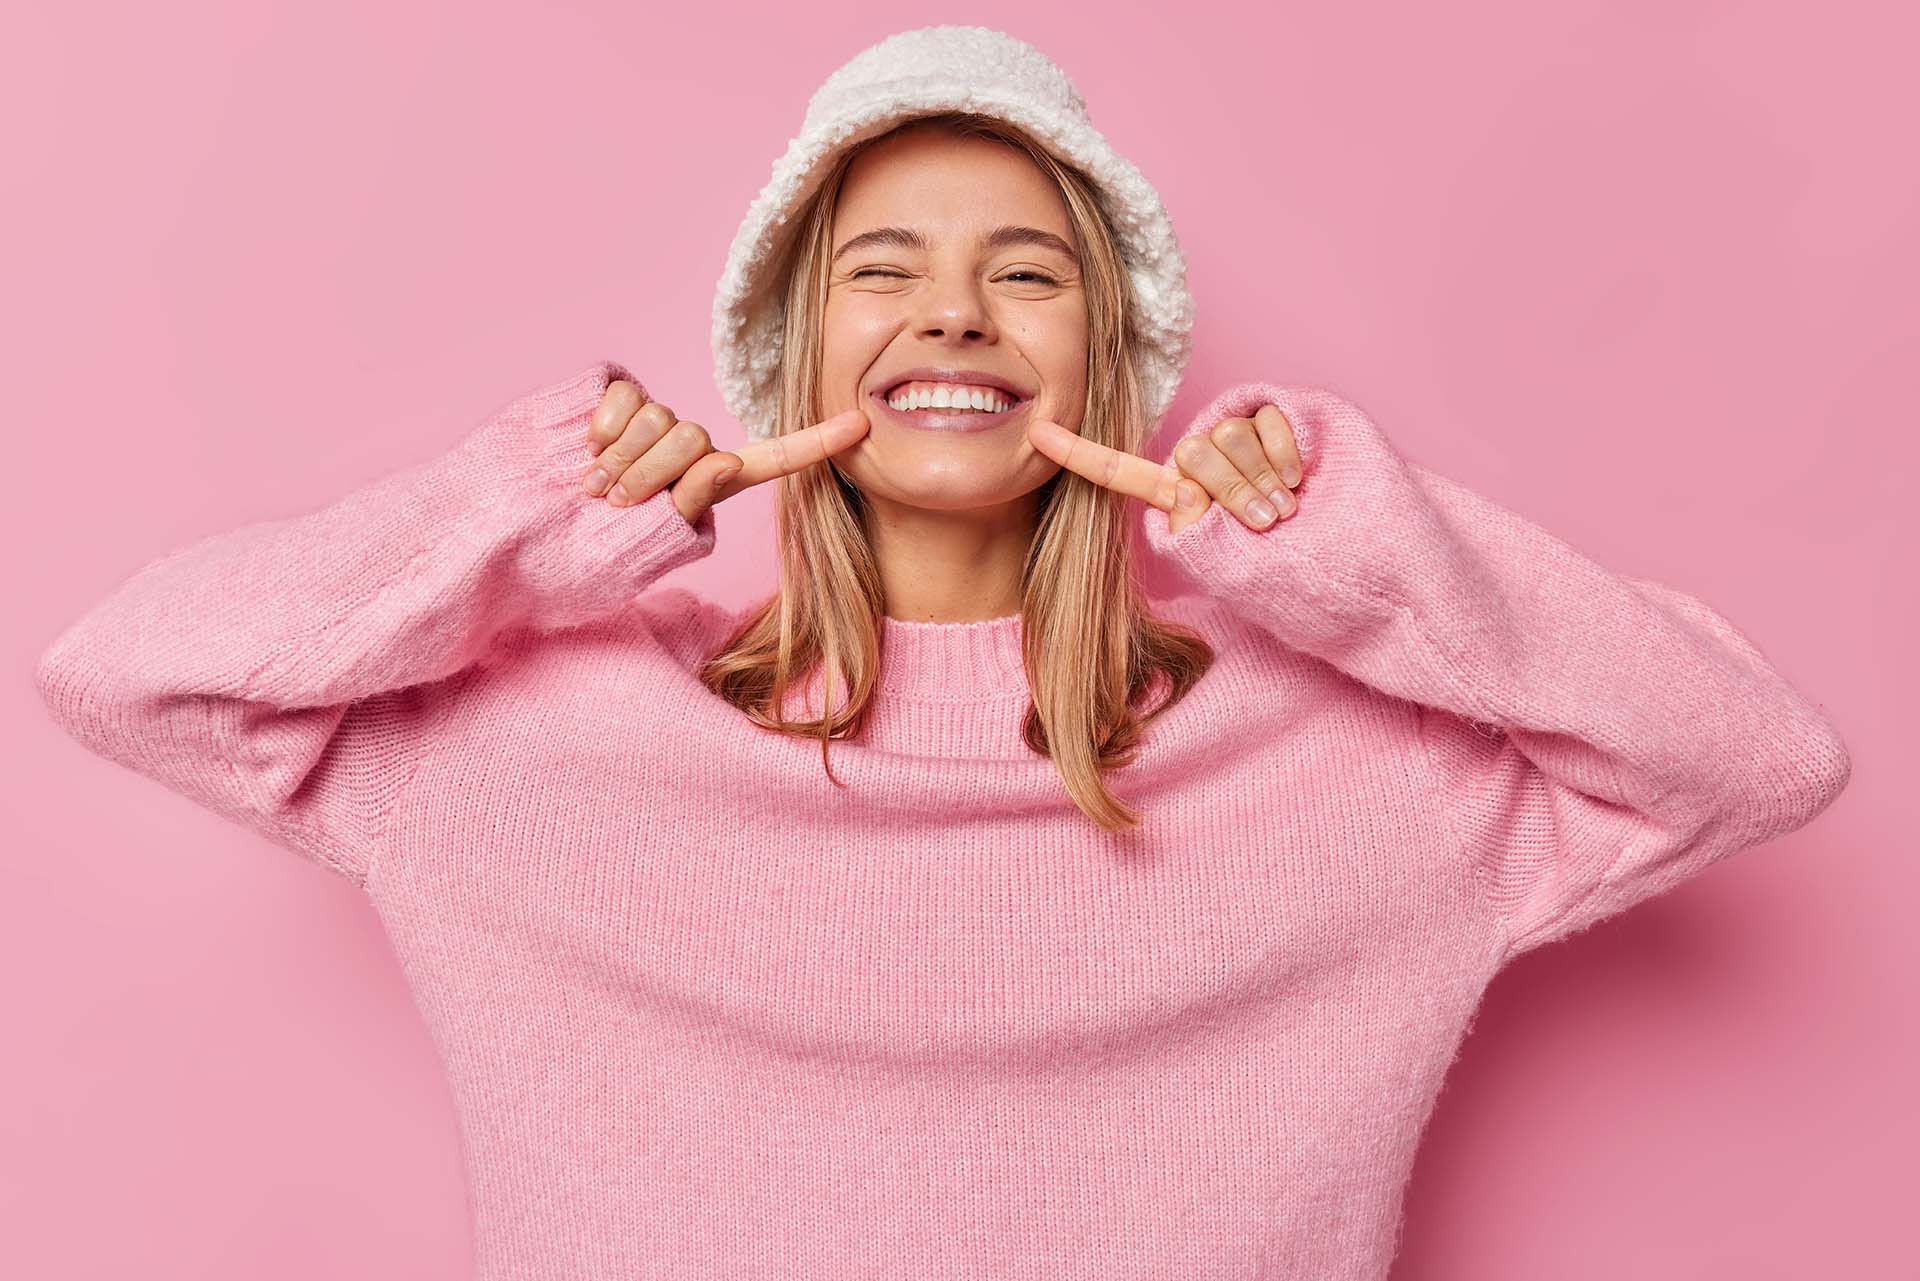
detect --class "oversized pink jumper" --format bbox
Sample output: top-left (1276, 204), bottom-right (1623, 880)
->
top-left (35, 360), bottom-right (1852, 1279)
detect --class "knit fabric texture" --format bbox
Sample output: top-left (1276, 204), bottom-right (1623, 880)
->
top-left (34, 360), bottom-right (1852, 1279)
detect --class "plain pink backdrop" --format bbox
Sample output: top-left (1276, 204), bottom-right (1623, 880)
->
top-left (7, 2), bottom-right (1911, 1276)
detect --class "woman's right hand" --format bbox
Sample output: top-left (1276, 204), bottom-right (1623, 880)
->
top-left (582, 379), bottom-right (870, 526)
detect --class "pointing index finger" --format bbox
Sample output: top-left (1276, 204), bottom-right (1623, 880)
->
top-left (725, 409), bottom-right (870, 489)
top-left (1028, 418), bottom-right (1182, 511)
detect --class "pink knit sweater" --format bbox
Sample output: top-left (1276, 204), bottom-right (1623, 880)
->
top-left (35, 359), bottom-right (1851, 1278)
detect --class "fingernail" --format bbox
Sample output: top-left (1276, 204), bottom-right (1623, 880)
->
top-left (584, 467), bottom-right (610, 495)
top-left (1247, 497), bottom-right (1279, 526)
top-left (607, 485), bottom-right (631, 506)
top-left (1280, 463), bottom-right (1301, 487)
top-left (1270, 488), bottom-right (1296, 516)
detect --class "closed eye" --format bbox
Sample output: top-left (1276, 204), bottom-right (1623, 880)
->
top-left (850, 269), bottom-right (1060, 284)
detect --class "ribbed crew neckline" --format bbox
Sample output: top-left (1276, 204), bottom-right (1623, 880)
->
top-left (875, 611), bottom-right (1029, 700)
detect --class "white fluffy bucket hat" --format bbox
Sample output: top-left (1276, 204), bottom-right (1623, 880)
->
top-left (709, 24), bottom-right (1197, 442)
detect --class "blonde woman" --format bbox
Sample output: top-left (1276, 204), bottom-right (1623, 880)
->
top-left (34, 24), bottom-right (1851, 1281)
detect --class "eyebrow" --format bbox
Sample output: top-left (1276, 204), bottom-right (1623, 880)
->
top-left (831, 224), bottom-right (1080, 265)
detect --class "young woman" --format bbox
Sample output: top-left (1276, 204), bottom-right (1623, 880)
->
top-left (35, 24), bottom-right (1851, 1281)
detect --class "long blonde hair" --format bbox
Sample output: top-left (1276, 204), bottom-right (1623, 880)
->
top-left (700, 111), bottom-right (1214, 830)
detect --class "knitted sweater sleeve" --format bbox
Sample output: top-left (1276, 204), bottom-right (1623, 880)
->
top-left (33, 359), bottom-right (715, 888)
top-left (1141, 381), bottom-right (1853, 959)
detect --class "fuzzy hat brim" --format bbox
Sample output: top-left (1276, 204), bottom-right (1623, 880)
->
top-left (709, 26), bottom-right (1195, 442)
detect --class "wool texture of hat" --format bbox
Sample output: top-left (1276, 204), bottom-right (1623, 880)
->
top-left (709, 24), bottom-right (1197, 441)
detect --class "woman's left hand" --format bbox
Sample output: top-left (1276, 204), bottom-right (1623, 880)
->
top-left (1028, 405), bottom-right (1303, 536)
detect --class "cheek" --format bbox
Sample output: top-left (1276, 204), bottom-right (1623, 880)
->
top-left (821, 319), bottom-right (898, 399)
top-left (1011, 312), bottom-right (1089, 385)
top-left (1048, 329), bottom-right (1091, 385)
top-left (822, 295), bottom-right (899, 353)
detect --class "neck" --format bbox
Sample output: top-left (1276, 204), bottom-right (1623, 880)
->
top-left (863, 491), bottom-right (1039, 624)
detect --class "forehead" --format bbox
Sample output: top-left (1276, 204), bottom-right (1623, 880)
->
top-left (832, 127), bottom-right (1072, 242)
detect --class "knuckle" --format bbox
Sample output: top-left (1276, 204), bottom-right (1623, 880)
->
top-left (604, 406), bottom-right (676, 464)
top-left (768, 436), bottom-right (794, 475)
top-left (1213, 417), bottom-right (1254, 448)
top-left (1172, 436), bottom-right (1210, 469)
top-left (598, 381), bottom-right (642, 420)
top-left (670, 419), bottom-right (710, 449)
top-left (637, 401), bottom-right (676, 430)
top-left (588, 392), bottom-right (623, 440)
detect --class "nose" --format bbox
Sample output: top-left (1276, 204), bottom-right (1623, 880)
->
top-left (913, 275), bottom-right (996, 344)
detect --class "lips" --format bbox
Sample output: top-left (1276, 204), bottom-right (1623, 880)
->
top-left (872, 365), bottom-right (1036, 402)
top-left (868, 387), bottom-right (1033, 433)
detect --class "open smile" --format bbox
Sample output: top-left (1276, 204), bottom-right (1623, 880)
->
top-left (868, 388), bottom-right (1035, 433)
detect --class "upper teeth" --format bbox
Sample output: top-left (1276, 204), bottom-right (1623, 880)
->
top-left (885, 381), bottom-right (1016, 413)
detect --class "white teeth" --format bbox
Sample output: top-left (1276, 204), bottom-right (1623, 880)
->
top-left (885, 382), bottom-right (1014, 413)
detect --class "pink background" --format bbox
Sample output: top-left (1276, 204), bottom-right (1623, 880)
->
top-left (7, 2), bottom-right (1912, 1276)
